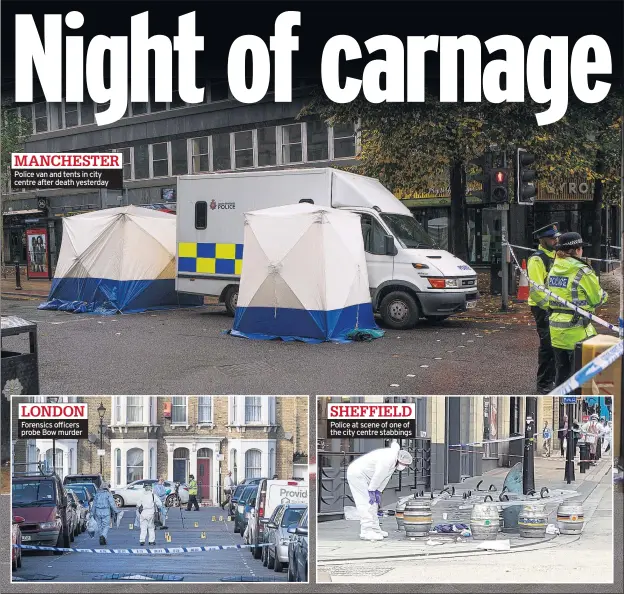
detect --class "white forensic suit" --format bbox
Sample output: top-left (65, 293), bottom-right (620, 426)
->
top-left (347, 442), bottom-right (400, 539)
top-left (136, 489), bottom-right (163, 545)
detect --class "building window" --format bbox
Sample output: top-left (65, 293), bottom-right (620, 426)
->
top-left (234, 131), bottom-right (254, 169)
top-left (257, 127), bottom-right (276, 166)
top-left (134, 145), bottom-right (150, 179)
top-left (152, 142), bottom-right (169, 177)
top-left (230, 449), bottom-right (238, 484)
top-left (198, 396), bottom-right (212, 424)
top-left (307, 121), bottom-right (329, 161)
top-left (195, 201), bottom-right (208, 230)
top-left (126, 397), bottom-right (144, 424)
top-left (171, 139), bottom-right (188, 175)
top-left (127, 448), bottom-right (144, 483)
top-left (212, 133), bottom-right (231, 171)
top-left (34, 102), bottom-right (48, 133)
top-left (46, 449), bottom-right (63, 473)
top-left (116, 148), bottom-right (132, 180)
top-left (132, 102), bottom-right (149, 116)
top-left (232, 397), bottom-right (238, 424)
top-left (173, 448), bottom-right (189, 483)
top-left (171, 396), bottom-right (188, 424)
top-left (245, 397), bottom-right (262, 423)
top-left (191, 137), bottom-right (210, 173)
top-left (115, 449), bottom-right (121, 486)
top-left (80, 101), bottom-right (95, 125)
top-left (114, 397), bottom-right (121, 424)
top-left (245, 449), bottom-right (262, 479)
top-left (210, 80), bottom-right (229, 102)
top-left (333, 122), bottom-right (357, 158)
top-left (64, 102), bottom-right (79, 128)
top-left (281, 124), bottom-right (302, 163)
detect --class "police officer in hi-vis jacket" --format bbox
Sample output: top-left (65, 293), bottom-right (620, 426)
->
top-left (527, 222), bottom-right (560, 394)
top-left (547, 232), bottom-right (608, 386)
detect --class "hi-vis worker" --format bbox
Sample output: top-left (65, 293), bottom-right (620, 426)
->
top-left (527, 222), bottom-right (561, 394)
top-left (346, 441), bottom-right (413, 541)
top-left (547, 232), bottom-right (608, 385)
top-left (187, 474), bottom-right (200, 511)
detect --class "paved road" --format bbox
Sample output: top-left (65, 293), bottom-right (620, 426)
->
top-left (2, 299), bottom-right (537, 394)
top-left (12, 505), bottom-right (285, 583)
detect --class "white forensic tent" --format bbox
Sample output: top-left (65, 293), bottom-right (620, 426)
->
top-left (39, 205), bottom-right (202, 314)
top-left (230, 203), bottom-right (381, 342)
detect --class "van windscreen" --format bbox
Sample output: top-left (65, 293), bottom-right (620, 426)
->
top-left (281, 507), bottom-right (305, 527)
top-left (380, 213), bottom-right (436, 249)
top-left (13, 480), bottom-right (56, 506)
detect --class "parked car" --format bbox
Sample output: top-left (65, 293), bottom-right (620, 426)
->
top-left (248, 479), bottom-right (308, 559)
top-left (265, 503), bottom-right (307, 573)
top-left (68, 490), bottom-right (87, 534)
top-left (63, 474), bottom-right (105, 489)
top-left (234, 485), bottom-right (258, 535)
top-left (68, 482), bottom-right (98, 500)
top-left (111, 479), bottom-right (189, 507)
top-left (66, 492), bottom-right (79, 541)
top-left (228, 478), bottom-right (265, 518)
top-left (261, 504), bottom-right (284, 567)
top-left (12, 515), bottom-right (24, 571)
top-left (65, 485), bottom-right (93, 513)
top-left (287, 507), bottom-right (308, 582)
top-left (12, 472), bottom-right (71, 554)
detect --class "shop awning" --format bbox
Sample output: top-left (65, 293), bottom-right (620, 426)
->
top-left (2, 209), bottom-right (43, 216)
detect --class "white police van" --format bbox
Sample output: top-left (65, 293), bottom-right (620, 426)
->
top-left (176, 168), bottom-right (478, 329)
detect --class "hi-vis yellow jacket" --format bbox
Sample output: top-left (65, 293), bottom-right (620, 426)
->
top-left (527, 246), bottom-right (555, 309)
top-left (547, 256), bottom-right (608, 350)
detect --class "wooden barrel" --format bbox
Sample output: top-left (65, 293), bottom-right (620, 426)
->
top-left (518, 504), bottom-right (548, 538)
top-left (470, 503), bottom-right (499, 540)
top-left (395, 501), bottom-right (407, 530)
top-left (556, 503), bottom-right (584, 535)
top-left (403, 500), bottom-right (432, 538)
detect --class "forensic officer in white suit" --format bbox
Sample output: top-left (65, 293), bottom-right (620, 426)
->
top-left (347, 441), bottom-right (413, 541)
top-left (135, 482), bottom-right (164, 546)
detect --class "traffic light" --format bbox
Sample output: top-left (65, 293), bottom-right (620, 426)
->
top-left (466, 153), bottom-right (492, 200)
top-left (490, 168), bottom-right (509, 203)
top-left (516, 148), bottom-right (536, 205)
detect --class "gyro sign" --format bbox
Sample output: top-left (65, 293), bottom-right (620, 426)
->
top-left (18, 402), bottom-right (89, 439)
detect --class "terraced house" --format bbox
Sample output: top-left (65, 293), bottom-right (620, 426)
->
top-left (11, 395), bottom-right (309, 504)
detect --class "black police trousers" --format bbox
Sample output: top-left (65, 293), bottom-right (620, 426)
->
top-left (553, 347), bottom-right (574, 387)
top-left (531, 306), bottom-right (556, 393)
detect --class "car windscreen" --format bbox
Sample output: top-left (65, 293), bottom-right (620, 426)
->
top-left (380, 213), bottom-right (437, 249)
top-left (233, 486), bottom-right (245, 499)
top-left (72, 483), bottom-right (97, 497)
top-left (281, 508), bottom-right (305, 527)
top-left (64, 476), bottom-right (98, 485)
top-left (13, 480), bottom-right (57, 506)
top-left (66, 487), bottom-right (88, 502)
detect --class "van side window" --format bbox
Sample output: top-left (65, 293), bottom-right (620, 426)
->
top-left (195, 201), bottom-right (208, 229)
top-left (360, 214), bottom-right (387, 255)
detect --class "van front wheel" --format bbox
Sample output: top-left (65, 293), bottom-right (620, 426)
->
top-left (379, 292), bottom-right (420, 330)
top-left (224, 286), bottom-right (239, 317)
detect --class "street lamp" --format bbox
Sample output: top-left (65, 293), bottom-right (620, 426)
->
top-left (47, 397), bottom-right (59, 475)
top-left (97, 402), bottom-right (106, 476)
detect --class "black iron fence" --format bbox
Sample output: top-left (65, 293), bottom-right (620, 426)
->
top-left (318, 438), bottom-right (432, 516)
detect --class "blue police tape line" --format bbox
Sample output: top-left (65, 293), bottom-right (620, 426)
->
top-left (13, 543), bottom-right (271, 555)
top-left (447, 435), bottom-right (525, 448)
top-left (508, 243), bottom-right (620, 264)
top-left (548, 339), bottom-right (623, 396)
top-left (505, 242), bottom-right (618, 334)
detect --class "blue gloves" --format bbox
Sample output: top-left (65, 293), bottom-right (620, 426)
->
top-left (368, 490), bottom-right (382, 505)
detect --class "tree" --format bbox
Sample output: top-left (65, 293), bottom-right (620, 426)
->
top-left (1, 106), bottom-right (32, 192)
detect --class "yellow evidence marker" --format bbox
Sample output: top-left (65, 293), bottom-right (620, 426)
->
top-left (201, 532), bottom-right (206, 539)
top-left (165, 532), bottom-right (171, 542)
top-left (212, 515), bottom-right (216, 521)
top-left (219, 516), bottom-right (223, 522)
top-left (194, 521), bottom-right (199, 528)
top-left (129, 524), bottom-right (134, 530)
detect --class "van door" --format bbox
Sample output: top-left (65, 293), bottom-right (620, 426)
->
top-left (359, 213), bottom-right (394, 290)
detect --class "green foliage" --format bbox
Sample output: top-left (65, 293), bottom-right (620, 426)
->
top-left (0, 107), bottom-right (32, 191)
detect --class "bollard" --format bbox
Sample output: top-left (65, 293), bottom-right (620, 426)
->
top-left (403, 500), bottom-right (432, 538)
top-left (579, 443), bottom-right (590, 473)
top-left (395, 501), bottom-right (407, 531)
top-left (518, 504), bottom-right (548, 538)
top-left (556, 502), bottom-right (585, 534)
top-left (14, 262), bottom-right (22, 290)
top-left (470, 503), bottom-right (499, 540)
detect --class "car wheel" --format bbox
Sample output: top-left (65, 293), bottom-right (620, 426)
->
top-left (379, 291), bottom-right (420, 329)
top-left (113, 495), bottom-right (124, 507)
top-left (287, 558), bottom-right (295, 582)
top-left (262, 546), bottom-right (268, 567)
top-left (54, 530), bottom-right (64, 555)
top-left (303, 562), bottom-right (308, 582)
top-left (70, 529), bottom-right (75, 542)
top-left (253, 544), bottom-right (262, 560)
top-left (17, 548), bottom-right (22, 569)
top-left (274, 553), bottom-right (283, 573)
top-left (233, 520), bottom-right (239, 534)
top-left (267, 549), bottom-right (275, 570)
top-left (224, 286), bottom-right (238, 317)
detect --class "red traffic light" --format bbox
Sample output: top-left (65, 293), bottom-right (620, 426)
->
top-left (495, 170), bottom-right (505, 184)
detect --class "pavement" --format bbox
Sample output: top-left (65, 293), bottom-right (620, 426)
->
top-left (317, 455), bottom-right (614, 583)
top-left (11, 505), bottom-right (286, 583)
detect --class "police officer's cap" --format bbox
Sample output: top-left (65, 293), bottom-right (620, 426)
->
top-left (556, 232), bottom-right (590, 249)
top-left (533, 223), bottom-right (561, 239)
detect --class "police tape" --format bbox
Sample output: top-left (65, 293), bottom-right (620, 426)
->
top-left (447, 435), bottom-right (525, 448)
top-left (508, 243), bottom-right (620, 264)
top-left (13, 543), bottom-right (271, 555)
top-left (548, 339), bottom-right (623, 396)
top-left (505, 242), bottom-right (618, 335)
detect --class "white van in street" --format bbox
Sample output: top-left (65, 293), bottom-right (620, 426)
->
top-left (176, 168), bottom-right (478, 329)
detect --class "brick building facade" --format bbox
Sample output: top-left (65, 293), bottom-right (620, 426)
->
top-left (11, 396), bottom-right (308, 504)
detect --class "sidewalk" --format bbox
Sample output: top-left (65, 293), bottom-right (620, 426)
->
top-left (316, 455), bottom-right (612, 571)
top-left (1, 277), bottom-right (51, 300)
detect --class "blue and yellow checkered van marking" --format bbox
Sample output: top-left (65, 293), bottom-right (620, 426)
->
top-left (178, 243), bottom-right (243, 275)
